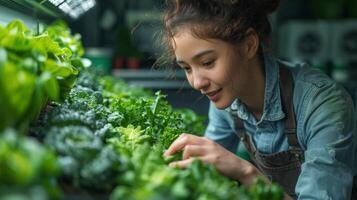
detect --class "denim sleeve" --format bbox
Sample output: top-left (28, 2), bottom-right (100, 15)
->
top-left (204, 102), bottom-right (239, 153)
top-left (296, 81), bottom-right (357, 200)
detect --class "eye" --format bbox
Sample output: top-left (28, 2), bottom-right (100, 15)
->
top-left (202, 60), bottom-right (215, 67)
top-left (176, 61), bottom-right (191, 73)
top-left (182, 67), bottom-right (192, 73)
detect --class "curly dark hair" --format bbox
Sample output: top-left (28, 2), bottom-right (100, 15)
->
top-left (155, 0), bottom-right (280, 69)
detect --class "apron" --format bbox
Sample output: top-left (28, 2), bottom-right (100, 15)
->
top-left (229, 66), bottom-right (357, 199)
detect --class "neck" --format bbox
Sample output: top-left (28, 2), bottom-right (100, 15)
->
top-left (240, 55), bottom-right (265, 121)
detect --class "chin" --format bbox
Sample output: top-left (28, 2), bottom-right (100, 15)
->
top-left (212, 99), bottom-right (233, 110)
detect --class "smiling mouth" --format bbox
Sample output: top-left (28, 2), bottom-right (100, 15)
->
top-left (205, 89), bottom-right (221, 96)
top-left (203, 88), bottom-right (222, 101)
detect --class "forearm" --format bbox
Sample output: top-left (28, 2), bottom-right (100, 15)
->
top-left (228, 156), bottom-right (262, 186)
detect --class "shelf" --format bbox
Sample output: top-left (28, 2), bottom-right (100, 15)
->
top-left (112, 69), bottom-right (186, 79)
top-left (125, 80), bottom-right (190, 89)
top-left (112, 69), bottom-right (190, 89)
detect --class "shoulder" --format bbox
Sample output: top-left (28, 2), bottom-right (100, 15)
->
top-left (280, 60), bottom-right (334, 89)
top-left (289, 62), bottom-right (353, 115)
top-left (282, 61), bottom-right (356, 149)
top-left (281, 61), bottom-right (352, 115)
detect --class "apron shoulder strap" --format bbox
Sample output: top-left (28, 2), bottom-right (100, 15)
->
top-left (279, 65), bottom-right (299, 148)
top-left (229, 64), bottom-right (300, 149)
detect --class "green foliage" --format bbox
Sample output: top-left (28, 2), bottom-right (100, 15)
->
top-left (249, 178), bottom-right (284, 200)
top-left (45, 20), bottom-right (84, 60)
top-left (108, 91), bottom-right (185, 149)
top-left (0, 19), bottom-right (283, 200)
top-left (37, 68), bottom-right (282, 199)
top-left (110, 145), bottom-right (251, 200)
top-left (99, 75), bottom-right (152, 98)
top-left (0, 129), bottom-right (61, 199)
top-left (45, 126), bottom-right (103, 162)
top-left (0, 20), bottom-right (81, 132)
top-left (176, 108), bottom-right (206, 136)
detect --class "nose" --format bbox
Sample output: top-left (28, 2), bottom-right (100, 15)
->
top-left (190, 69), bottom-right (209, 91)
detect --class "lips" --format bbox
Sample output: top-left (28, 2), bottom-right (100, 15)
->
top-left (204, 88), bottom-right (222, 102)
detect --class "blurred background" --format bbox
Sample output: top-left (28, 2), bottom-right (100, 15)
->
top-left (0, 0), bottom-right (357, 116)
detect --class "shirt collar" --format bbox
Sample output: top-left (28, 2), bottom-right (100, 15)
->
top-left (227, 49), bottom-right (285, 124)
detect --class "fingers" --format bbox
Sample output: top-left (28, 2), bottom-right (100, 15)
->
top-left (182, 144), bottom-right (206, 160)
top-left (168, 144), bottom-right (209, 169)
top-left (169, 155), bottom-right (211, 169)
top-left (163, 133), bottom-right (206, 157)
top-left (169, 157), bottom-right (195, 168)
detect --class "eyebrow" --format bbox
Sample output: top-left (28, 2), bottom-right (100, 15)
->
top-left (176, 49), bottom-right (215, 64)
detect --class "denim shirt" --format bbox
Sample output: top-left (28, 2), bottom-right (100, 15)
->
top-left (204, 52), bottom-right (357, 199)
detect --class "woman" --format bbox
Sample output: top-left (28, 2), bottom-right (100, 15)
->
top-left (160, 0), bottom-right (357, 199)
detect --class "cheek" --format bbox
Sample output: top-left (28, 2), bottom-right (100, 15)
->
top-left (218, 64), bottom-right (240, 91)
top-left (186, 74), bottom-right (195, 88)
top-left (214, 65), bottom-right (233, 86)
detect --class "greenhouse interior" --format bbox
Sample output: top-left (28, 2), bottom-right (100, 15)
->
top-left (1, 0), bottom-right (357, 200)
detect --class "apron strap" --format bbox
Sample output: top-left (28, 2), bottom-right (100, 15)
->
top-left (231, 65), bottom-right (300, 149)
top-left (232, 116), bottom-right (258, 154)
top-left (229, 65), bottom-right (303, 199)
top-left (279, 65), bottom-right (299, 148)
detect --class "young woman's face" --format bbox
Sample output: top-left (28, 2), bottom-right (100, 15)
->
top-left (172, 29), bottom-right (251, 109)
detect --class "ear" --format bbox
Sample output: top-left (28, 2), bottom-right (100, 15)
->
top-left (242, 28), bottom-right (259, 60)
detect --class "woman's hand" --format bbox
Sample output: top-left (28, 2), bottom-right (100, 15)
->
top-left (163, 133), bottom-right (260, 186)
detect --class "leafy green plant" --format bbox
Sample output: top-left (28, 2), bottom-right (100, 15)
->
top-left (0, 129), bottom-right (61, 199)
top-left (35, 68), bottom-right (283, 199)
top-left (0, 19), bottom-right (284, 200)
top-left (0, 20), bottom-right (80, 132)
